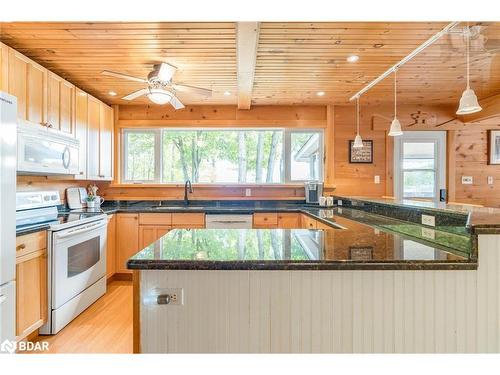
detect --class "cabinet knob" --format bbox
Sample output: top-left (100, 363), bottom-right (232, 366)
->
top-left (17, 244), bottom-right (26, 251)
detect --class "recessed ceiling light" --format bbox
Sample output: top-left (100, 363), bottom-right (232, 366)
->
top-left (316, 91), bottom-right (325, 96)
top-left (223, 91), bottom-right (231, 96)
top-left (108, 91), bottom-right (117, 96)
top-left (347, 55), bottom-right (359, 63)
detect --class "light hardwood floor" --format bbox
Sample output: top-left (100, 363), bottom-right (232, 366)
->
top-left (29, 280), bottom-right (133, 354)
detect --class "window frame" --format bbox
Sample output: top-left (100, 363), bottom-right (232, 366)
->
top-left (121, 127), bottom-right (324, 185)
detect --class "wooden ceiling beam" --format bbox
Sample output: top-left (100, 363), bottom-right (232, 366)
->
top-left (236, 22), bottom-right (260, 110)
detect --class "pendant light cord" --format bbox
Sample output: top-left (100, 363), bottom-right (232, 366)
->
top-left (394, 69), bottom-right (397, 118)
top-left (356, 96), bottom-right (360, 134)
top-left (466, 22), bottom-right (470, 89)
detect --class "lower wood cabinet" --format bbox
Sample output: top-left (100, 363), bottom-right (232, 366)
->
top-left (277, 213), bottom-right (302, 228)
top-left (106, 214), bottom-right (116, 279)
top-left (301, 214), bottom-right (318, 229)
top-left (139, 225), bottom-right (171, 248)
top-left (253, 213), bottom-right (278, 228)
top-left (171, 213), bottom-right (205, 228)
top-left (15, 231), bottom-right (47, 340)
top-left (115, 213), bottom-right (139, 274)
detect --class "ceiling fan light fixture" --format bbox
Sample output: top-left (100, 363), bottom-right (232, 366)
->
top-left (456, 88), bottom-right (482, 115)
top-left (147, 88), bottom-right (172, 105)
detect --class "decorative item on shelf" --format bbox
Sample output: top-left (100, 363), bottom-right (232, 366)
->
top-left (456, 23), bottom-right (482, 115)
top-left (389, 68), bottom-right (403, 137)
top-left (353, 96), bottom-right (364, 148)
top-left (349, 139), bottom-right (373, 164)
top-left (85, 195), bottom-right (97, 208)
top-left (488, 130), bottom-right (500, 165)
top-left (86, 184), bottom-right (103, 208)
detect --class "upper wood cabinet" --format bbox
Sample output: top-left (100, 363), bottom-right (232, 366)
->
top-left (0, 43), bottom-right (8, 91)
top-left (75, 88), bottom-right (88, 179)
top-left (87, 96), bottom-right (114, 181)
top-left (47, 72), bottom-right (75, 134)
top-left (7, 48), bottom-right (47, 126)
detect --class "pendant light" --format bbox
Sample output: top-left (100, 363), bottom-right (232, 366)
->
top-left (456, 23), bottom-right (482, 115)
top-left (388, 69), bottom-right (403, 137)
top-left (353, 96), bottom-right (364, 148)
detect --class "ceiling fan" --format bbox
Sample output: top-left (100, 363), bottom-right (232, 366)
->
top-left (101, 62), bottom-right (212, 109)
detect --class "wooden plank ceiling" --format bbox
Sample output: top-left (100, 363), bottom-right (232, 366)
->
top-left (1, 21), bottom-right (499, 106)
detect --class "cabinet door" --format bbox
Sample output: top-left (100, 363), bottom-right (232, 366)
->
top-left (253, 213), bottom-right (278, 228)
top-left (16, 249), bottom-right (47, 340)
top-left (75, 89), bottom-right (88, 179)
top-left (8, 49), bottom-right (28, 121)
top-left (59, 79), bottom-right (75, 134)
top-left (301, 214), bottom-right (317, 229)
top-left (171, 213), bottom-right (205, 228)
top-left (47, 72), bottom-right (61, 129)
top-left (277, 213), bottom-right (301, 228)
top-left (87, 96), bottom-right (101, 179)
top-left (26, 63), bottom-right (47, 126)
top-left (47, 72), bottom-right (74, 133)
top-left (116, 214), bottom-right (139, 274)
top-left (139, 225), bottom-right (171, 248)
top-left (99, 103), bottom-right (113, 180)
top-left (106, 214), bottom-right (116, 279)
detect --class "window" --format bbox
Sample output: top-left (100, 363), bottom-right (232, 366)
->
top-left (122, 128), bottom-right (323, 184)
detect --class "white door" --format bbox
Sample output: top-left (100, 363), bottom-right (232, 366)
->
top-left (394, 131), bottom-right (446, 202)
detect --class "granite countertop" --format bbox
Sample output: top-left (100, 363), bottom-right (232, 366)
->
top-left (334, 195), bottom-right (500, 234)
top-left (128, 207), bottom-right (475, 271)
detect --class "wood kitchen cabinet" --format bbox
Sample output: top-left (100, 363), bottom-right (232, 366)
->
top-left (277, 213), bottom-right (302, 228)
top-left (74, 88), bottom-right (88, 179)
top-left (106, 214), bottom-right (116, 279)
top-left (47, 72), bottom-right (75, 134)
top-left (1, 43), bottom-right (9, 91)
top-left (301, 214), bottom-right (318, 229)
top-left (171, 213), bottom-right (205, 228)
top-left (253, 213), bottom-right (278, 228)
top-left (15, 231), bottom-right (48, 340)
top-left (139, 226), bottom-right (171, 249)
top-left (7, 47), bottom-right (47, 126)
top-left (87, 96), bottom-right (114, 181)
top-left (116, 214), bottom-right (139, 274)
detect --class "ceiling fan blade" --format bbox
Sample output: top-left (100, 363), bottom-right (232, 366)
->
top-left (172, 83), bottom-right (212, 97)
top-left (157, 63), bottom-right (177, 82)
top-left (101, 70), bottom-right (147, 83)
top-left (170, 95), bottom-right (185, 110)
top-left (122, 88), bottom-right (148, 101)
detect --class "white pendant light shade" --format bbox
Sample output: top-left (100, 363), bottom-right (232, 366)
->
top-left (389, 118), bottom-right (403, 136)
top-left (457, 89), bottom-right (482, 115)
top-left (389, 69), bottom-right (403, 137)
top-left (353, 133), bottom-right (364, 148)
top-left (147, 88), bottom-right (172, 105)
top-left (352, 96), bottom-right (364, 148)
top-left (456, 24), bottom-right (482, 115)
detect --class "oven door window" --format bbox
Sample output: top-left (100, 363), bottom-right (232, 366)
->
top-left (67, 236), bottom-right (100, 278)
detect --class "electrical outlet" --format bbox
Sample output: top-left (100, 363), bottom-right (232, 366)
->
top-left (421, 227), bottom-right (436, 240)
top-left (421, 214), bottom-right (436, 227)
top-left (461, 176), bottom-right (473, 185)
top-left (145, 288), bottom-right (184, 306)
top-left (488, 176), bottom-right (494, 185)
top-left (245, 188), bottom-right (251, 197)
top-left (374, 175), bottom-right (380, 184)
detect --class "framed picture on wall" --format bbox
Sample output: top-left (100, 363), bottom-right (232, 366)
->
top-left (488, 130), bottom-right (500, 165)
top-left (349, 139), bottom-right (373, 163)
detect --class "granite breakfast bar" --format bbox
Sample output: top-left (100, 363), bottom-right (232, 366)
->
top-left (127, 198), bottom-right (500, 353)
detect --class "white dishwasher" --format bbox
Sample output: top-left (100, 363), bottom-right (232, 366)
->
top-left (205, 214), bottom-right (253, 229)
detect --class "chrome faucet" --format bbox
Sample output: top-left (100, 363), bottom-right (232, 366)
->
top-left (184, 180), bottom-right (193, 206)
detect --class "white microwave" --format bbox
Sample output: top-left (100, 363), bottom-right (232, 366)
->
top-left (17, 123), bottom-right (79, 175)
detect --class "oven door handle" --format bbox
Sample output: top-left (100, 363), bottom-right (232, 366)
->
top-left (55, 220), bottom-right (107, 239)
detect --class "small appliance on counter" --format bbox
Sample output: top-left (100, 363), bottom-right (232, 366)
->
top-left (66, 187), bottom-right (88, 210)
top-left (304, 181), bottom-right (324, 204)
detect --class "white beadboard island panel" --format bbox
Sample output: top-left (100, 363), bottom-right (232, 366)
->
top-left (139, 235), bottom-right (500, 353)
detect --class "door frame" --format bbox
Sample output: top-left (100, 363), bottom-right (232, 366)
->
top-left (393, 131), bottom-right (446, 202)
